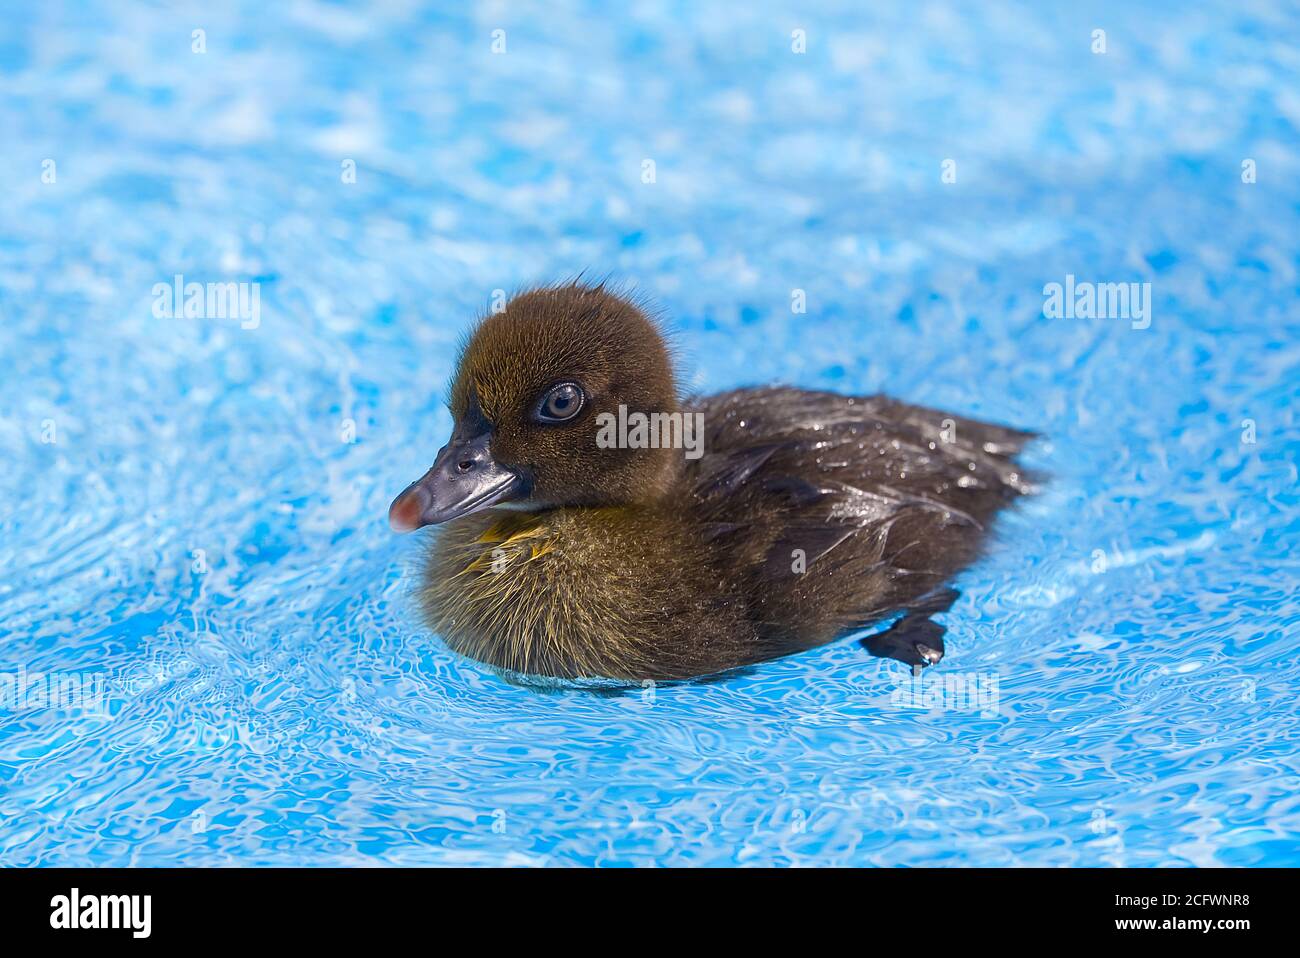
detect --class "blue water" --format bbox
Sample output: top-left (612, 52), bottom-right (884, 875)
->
top-left (1, 1), bottom-right (1298, 867)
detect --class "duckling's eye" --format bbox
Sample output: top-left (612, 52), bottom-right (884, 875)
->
top-left (535, 382), bottom-right (585, 424)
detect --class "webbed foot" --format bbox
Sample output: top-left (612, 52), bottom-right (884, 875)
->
top-left (861, 615), bottom-right (946, 667)
top-left (860, 588), bottom-right (958, 667)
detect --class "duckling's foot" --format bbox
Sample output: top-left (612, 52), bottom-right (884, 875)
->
top-left (861, 615), bottom-right (947, 668)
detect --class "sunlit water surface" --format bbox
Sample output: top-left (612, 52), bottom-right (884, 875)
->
top-left (1, 1), bottom-right (1297, 866)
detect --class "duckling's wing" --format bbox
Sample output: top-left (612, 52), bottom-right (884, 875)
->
top-left (688, 387), bottom-right (1036, 522)
top-left (689, 387), bottom-right (1037, 501)
top-left (684, 387), bottom-right (1038, 649)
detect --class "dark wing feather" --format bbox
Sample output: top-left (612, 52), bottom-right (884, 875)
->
top-left (683, 387), bottom-right (1036, 650)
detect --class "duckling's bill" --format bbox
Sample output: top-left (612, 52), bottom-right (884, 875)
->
top-left (389, 404), bottom-right (529, 532)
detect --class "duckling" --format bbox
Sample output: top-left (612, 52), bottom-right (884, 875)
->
top-left (389, 282), bottom-right (1037, 681)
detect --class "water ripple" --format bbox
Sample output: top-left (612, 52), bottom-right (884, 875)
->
top-left (1, 0), bottom-right (1298, 866)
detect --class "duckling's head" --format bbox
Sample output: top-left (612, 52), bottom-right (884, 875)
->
top-left (389, 283), bottom-right (679, 531)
